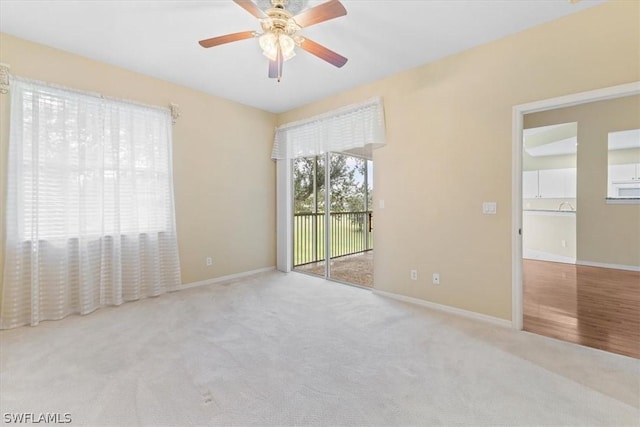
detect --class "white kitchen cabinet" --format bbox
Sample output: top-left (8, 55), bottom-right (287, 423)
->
top-left (523, 171), bottom-right (539, 199)
top-left (608, 163), bottom-right (640, 198)
top-left (609, 163), bottom-right (640, 182)
top-left (539, 169), bottom-right (566, 198)
top-left (524, 168), bottom-right (576, 199)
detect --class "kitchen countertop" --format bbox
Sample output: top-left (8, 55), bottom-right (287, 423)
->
top-left (523, 209), bottom-right (576, 215)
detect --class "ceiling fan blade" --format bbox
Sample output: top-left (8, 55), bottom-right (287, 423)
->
top-left (299, 37), bottom-right (348, 68)
top-left (233, 0), bottom-right (267, 19)
top-left (293, 0), bottom-right (347, 28)
top-left (198, 31), bottom-right (256, 48)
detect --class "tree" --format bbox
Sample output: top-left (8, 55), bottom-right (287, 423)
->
top-left (293, 154), bottom-right (370, 213)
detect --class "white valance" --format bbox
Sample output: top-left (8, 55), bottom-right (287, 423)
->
top-left (271, 97), bottom-right (386, 160)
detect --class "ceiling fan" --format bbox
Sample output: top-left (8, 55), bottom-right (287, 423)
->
top-left (198, 0), bottom-right (348, 82)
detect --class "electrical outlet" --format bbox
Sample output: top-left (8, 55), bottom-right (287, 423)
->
top-left (433, 273), bottom-right (440, 285)
top-left (410, 270), bottom-right (418, 281)
top-left (561, 240), bottom-right (567, 248)
top-left (206, 257), bottom-right (213, 266)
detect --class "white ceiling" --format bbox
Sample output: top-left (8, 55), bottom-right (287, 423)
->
top-left (525, 136), bottom-right (578, 157)
top-left (609, 129), bottom-right (640, 151)
top-left (524, 125), bottom-right (640, 157)
top-left (524, 123), bottom-right (578, 157)
top-left (0, 0), bottom-right (604, 113)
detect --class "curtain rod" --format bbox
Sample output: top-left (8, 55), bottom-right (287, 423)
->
top-left (0, 63), bottom-right (9, 94)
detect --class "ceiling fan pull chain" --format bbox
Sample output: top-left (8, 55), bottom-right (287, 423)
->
top-left (277, 43), bottom-right (284, 82)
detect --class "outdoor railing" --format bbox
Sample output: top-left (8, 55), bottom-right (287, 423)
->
top-left (293, 211), bottom-right (373, 267)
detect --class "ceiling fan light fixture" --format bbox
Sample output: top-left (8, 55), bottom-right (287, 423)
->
top-left (198, 0), bottom-right (348, 81)
top-left (259, 32), bottom-right (296, 61)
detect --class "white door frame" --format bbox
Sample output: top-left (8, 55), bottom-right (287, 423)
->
top-left (276, 159), bottom-right (293, 272)
top-left (511, 81), bottom-right (640, 330)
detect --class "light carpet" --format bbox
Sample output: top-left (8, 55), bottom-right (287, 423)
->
top-left (1, 271), bottom-right (638, 426)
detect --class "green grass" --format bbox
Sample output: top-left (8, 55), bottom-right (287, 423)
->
top-left (293, 214), bottom-right (373, 266)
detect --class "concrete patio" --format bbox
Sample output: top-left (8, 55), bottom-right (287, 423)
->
top-left (294, 250), bottom-right (373, 287)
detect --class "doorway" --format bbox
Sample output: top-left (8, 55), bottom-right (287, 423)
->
top-left (512, 82), bottom-right (640, 358)
top-left (292, 152), bottom-right (374, 287)
top-left (522, 122), bottom-right (577, 265)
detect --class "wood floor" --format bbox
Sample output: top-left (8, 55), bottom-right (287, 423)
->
top-left (523, 259), bottom-right (640, 358)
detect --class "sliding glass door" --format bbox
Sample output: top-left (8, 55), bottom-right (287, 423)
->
top-left (292, 155), bottom-right (327, 276)
top-left (293, 152), bottom-right (373, 287)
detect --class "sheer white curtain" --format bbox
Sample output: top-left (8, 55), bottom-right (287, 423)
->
top-left (1, 77), bottom-right (182, 329)
top-left (271, 97), bottom-right (386, 160)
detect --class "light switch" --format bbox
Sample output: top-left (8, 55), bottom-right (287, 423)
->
top-left (379, 199), bottom-right (385, 209)
top-left (482, 202), bottom-right (497, 215)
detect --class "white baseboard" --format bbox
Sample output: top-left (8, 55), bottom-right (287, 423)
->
top-left (576, 260), bottom-right (640, 272)
top-left (173, 266), bottom-right (276, 291)
top-left (372, 289), bottom-right (512, 328)
top-left (524, 249), bottom-right (575, 264)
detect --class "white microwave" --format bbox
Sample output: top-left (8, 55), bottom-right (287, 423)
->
top-left (612, 181), bottom-right (640, 198)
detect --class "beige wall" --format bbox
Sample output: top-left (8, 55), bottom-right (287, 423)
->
top-left (609, 148), bottom-right (640, 165)
top-left (0, 33), bottom-right (277, 287)
top-left (525, 95), bottom-right (640, 268)
top-left (523, 213), bottom-right (576, 261)
top-left (278, 1), bottom-right (639, 320)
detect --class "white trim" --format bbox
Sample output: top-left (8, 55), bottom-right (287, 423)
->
top-left (276, 159), bottom-right (293, 272)
top-left (514, 82), bottom-right (640, 114)
top-left (524, 249), bottom-right (576, 264)
top-left (172, 266), bottom-right (276, 291)
top-left (512, 106), bottom-right (524, 330)
top-left (512, 81), bottom-right (640, 331)
top-left (372, 289), bottom-right (512, 328)
top-left (576, 260), bottom-right (640, 272)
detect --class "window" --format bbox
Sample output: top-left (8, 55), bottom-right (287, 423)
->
top-left (12, 82), bottom-right (175, 239)
top-left (2, 77), bottom-right (181, 329)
